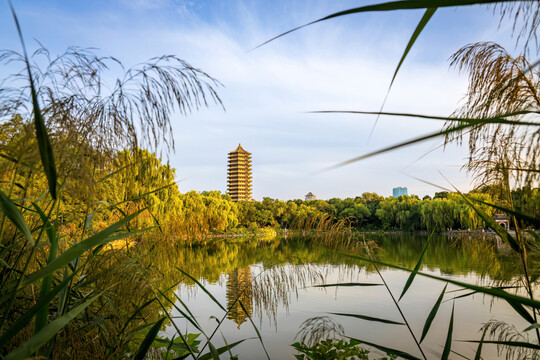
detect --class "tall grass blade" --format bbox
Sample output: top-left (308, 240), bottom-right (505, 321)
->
top-left (255, 0), bottom-right (521, 50)
top-left (119, 298), bottom-right (157, 337)
top-left (347, 336), bottom-right (421, 360)
top-left (0, 272), bottom-right (75, 348)
top-left (206, 341), bottom-right (220, 360)
top-left (506, 298), bottom-right (535, 324)
top-left (109, 183), bottom-right (177, 209)
top-left (133, 317), bottom-right (166, 360)
top-left (458, 193), bottom-right (520, 252)
top-left (17, 208), bottom-right (145, 289)
top-left (152, 296), bottom-right (198, 360)
top-left (197, 339), bottom-right (246, 360)
top-left (238, 299), bottom-right (270, 360)
top-left (310, 109), bottom-right (540, 125)
top-left (0, 154), bottom-right (40, 172)
top-left (0, 181), bottom-right (24, 191)
top-left (313, 282), bottom-right (382, 288)
top-left (399, 231), bottom-right (433, 301)
top-left (9, 2), bottom-right (57, 199)
top-left (524, 323), bottom-right (540, 332)
top-left (158, 289), bottom-right (203, 332)
top-left (340, 252), bottom-right (540, 309)
top-left (4, 294), bottom-right (100, 360)
top-left (331, 312), bottom-right (405, 325)
top-left (468, 198), bottom-right (540, 228)
top-left (176, 267), bottom-right (226, 312)
top-left (150, 334), bottom-right (201, 359)
top-left (441, 302), bottom-right (454, 360)
top-left (474, 327), bottom-right (488, 360)
top-left (32, 203), bottom-right (58, 333)
top-left (370, 7), bottom-right (437, 137)
top-left (390, 8), bottom-right (436, 90)
top-left (464, 340), bottom-right (540, 350)
top-left (171, 292), bottom-right (202, 329)
top-left (0, 188), bottom-right (34, 246)
top-left (420, 284), bottom-right (447, 343)
top-left (323, 123), bottom-right (471, 171)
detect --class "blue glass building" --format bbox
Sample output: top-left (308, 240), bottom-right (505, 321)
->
top-left (392, 187), bottom-right (408, 198)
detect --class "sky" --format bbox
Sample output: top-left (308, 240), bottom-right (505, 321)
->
top-left (0, 1), bottom-right (524, 200)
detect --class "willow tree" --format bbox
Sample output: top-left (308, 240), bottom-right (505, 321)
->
top-left (447, 42), bottom-right (539, 194)
top-left (0, 46), bottom-right (223, 230)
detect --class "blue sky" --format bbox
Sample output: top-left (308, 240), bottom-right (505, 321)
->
top-left (0, 1), bottom-right (524, 199)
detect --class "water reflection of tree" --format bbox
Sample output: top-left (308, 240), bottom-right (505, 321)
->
top-left (83, 233), bottom-right (523, 354)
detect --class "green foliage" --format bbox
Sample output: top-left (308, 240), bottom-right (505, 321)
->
top-left (292, 339), bottom-right (370, 360)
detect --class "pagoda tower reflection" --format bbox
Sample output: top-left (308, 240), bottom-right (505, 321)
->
top-left (226, 267), bottom-right (252, 328)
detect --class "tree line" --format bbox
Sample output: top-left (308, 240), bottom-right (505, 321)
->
top-left (2, 115), bottom-right (537, 241)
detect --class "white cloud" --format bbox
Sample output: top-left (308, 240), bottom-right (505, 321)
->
top-left (1, 1), bottom-right (509, 199)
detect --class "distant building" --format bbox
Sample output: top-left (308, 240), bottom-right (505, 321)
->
top-left (392, 187), bottom-right (408, 198)
top-left (227, 144), bottom-right (252, 202)
top-left (305, 192), bottom-right (316, 201)
top-left (494, 213), bottom-right (510, 230)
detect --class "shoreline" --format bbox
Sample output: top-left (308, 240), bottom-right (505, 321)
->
top-left (204, 228), bottom-right (508, 239)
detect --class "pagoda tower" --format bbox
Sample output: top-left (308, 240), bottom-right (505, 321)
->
top-left (227, 144), bottom-right (252, 202)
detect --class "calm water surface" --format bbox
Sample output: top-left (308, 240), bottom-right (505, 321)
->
top-left (155, 233), bottom-right (525, 359)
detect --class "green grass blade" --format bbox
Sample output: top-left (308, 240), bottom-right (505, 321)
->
top-left (255, 0), bottom-right (520, 50)
top-left (207, 341), bottom-right (220, 360)
top-left (527, 230), bottom-right (540, 243)
top-left (313, 282), bottom-right (382, 288)
top-left (339, 252), bottom-right (540, 309)
top-left (347, 336), bottom-right (422, 360)
top-left (468, 198), bottom-right (540, 228)
top-left (17, 208), bottom-right (145, 289)
top-left (158, 289), bottom-right (203, 332)
top-left (464, 340), bottom-right (540, 350)
top-left (505, 298), bottom-right (535, 324)
top-left (390, 7), bottom-right (436, 89)
top-left (0, 180), bottom-right (25, 191)
top-left (32, 203), bottom-right (58, 334)
top-left (0, 153), bottom-right (40, 172)
top-left (399, 231), bottom-right (434, 301)
top-left (176, 267), bottom-right (226, 312)
top-left (171, 292), bottom-right (202, 329)
top-left (331, 312), bottom-right (404, 325)
top-left (9, 2), bottom-right (57, 199)
top-left (96, 162), bottom-right (136, 183)
top-left (441, 302), bottom-right (454, 360)
top-left (524, 323), bottom-right (540, 332)
top-left (198, 339), bottom-right (246, 360)
top-left (134, 317), bottom-right (166, 360)
top-left (0, 188), bottom-right (34, 246)
top-left (4, 294), bottom-right (100, 360)
top-left (119, 298), bottom-right (157, 337)
top-left (310, 109), bottom-right (540, 125)
top-left (32, 202), bottom-right (56, 247)
top-left (369, 7), bottom-right (436, 137)
top-left (108, 183), bottom-right (177, 209)
top-left (458, 193), bottom-right (520, 252)
top-left (474, 327), bottom-right (488, 360)
top-left (0, 272), bottom-right (75, 348)
top-left (323, 122), bottom-right (472, 171)
top-left (420, 284), bottom-right (447, 343)
top-left (143, 198), bottom-right (164, 234)
top-left (238, 299), bottom-right (270, 360)
top-left (446, 290), bottom-right (477, 301)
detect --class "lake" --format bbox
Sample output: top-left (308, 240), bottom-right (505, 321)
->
top-left (128, 233), bottom-right (527, 359)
